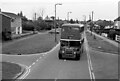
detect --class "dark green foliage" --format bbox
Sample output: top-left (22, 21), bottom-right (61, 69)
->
top-left (69, 19), bottom-right (75, 23)
top-left (22, 21), bottom-right (35, 31)
top-left (95, 20), bottom-right (114, 29)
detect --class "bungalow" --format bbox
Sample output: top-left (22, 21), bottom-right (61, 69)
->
top-left (2, 12), bottom-right (22, 34)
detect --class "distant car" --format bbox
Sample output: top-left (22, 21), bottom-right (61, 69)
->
top-left (49, 30), bottom-right (60, 34)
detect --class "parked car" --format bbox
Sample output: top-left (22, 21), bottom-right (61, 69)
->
top-left (49, 30), bottom-right (60, 34)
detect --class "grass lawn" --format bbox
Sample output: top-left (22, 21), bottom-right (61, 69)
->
top-left (2, 33), bottom-right (60, 55)
top-left (86, 32), bottom-right (118, 54)
top-left (1, 61), bottom-right (22, 79)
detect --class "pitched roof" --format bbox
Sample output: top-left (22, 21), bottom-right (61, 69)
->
top-left (114, 16), bottom-right (120, 21)
top-left (2, 12), bottom-right (21, 18)
top-left (0, 12), bottom-right (12, 19)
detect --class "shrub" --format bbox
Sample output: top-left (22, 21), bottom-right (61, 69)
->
top-left (22, 22), bottom-right (35, 31)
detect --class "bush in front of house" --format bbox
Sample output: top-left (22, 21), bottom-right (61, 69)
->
top-left (22, 20), bottom-right (53, 32)
top-left (22, 21), bottom-right (35, 31)
top-left (108, 29), bottom-right (116, 40)
top-left (35, 21), bottom-right (52, 31)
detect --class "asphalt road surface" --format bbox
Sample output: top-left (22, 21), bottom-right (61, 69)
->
top-left (22, 43), bottom-right (90, 80)
top-left (1, 30), bottom-right (118, 81)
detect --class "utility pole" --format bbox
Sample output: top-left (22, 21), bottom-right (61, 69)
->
top-left (91, 11), bottom-right (93, 35)
top-left (89, 14), bottom-right (92, 35)
top-left (83, 15), bottom-right (86, 23)
top-left (35, 13), bottom-right (36, 21)
top-left (92, 11), bottom-right (96, 39)
top-left (92, 11), bottom-right (94, 22)
top-left (54, 3), bottom-right (62, 42)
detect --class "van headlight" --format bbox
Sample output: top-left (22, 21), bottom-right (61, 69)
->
top-left (73, 52), bottom-right (76, 54)
top-left (62, 50), bottom-right (65, 53)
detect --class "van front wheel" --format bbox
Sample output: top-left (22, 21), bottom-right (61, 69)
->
top-left (75, 54), bottom-right (80, 60)
top-left (59, 53), bottom-right (62, 59)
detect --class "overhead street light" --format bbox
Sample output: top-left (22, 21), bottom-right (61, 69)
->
top-left (54, 3), bottom-right (62, 42)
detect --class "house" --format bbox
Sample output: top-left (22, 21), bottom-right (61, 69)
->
top-left (2, 12), bottom-right (22, 34)
top-left (114, 17), bottom-right (120, 29)
top-left (0, 11), bottom-right (12, 40)
top-left (114, 17), bottom-right (120, 42)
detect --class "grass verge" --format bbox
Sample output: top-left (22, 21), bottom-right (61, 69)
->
top-left (86, 32), bottom-right (118, 54)
top-left (1, 61), bottom-right (22, 79)
top-left (2, 33), bottom-right (60, 55)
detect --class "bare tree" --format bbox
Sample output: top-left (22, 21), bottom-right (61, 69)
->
top-left (37, 8), bottom-right (45, 20)
top-left (32, 12), bottom-right (37, 21)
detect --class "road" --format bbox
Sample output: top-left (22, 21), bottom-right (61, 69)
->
top-left (1, 29), bottom-right (119, 80)
top-left (20, 42), bottom-right (91, 80)
top-left (1, 29), bottom-right (91, 80)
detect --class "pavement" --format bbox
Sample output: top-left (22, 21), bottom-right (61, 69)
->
top-left (12, 31), bottom-right (35, 39)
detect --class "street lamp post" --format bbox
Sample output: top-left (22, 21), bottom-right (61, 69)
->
top-left (54, 3), bottom-right (62, 42)
top-left (67, 12), bottom-right (72, 22)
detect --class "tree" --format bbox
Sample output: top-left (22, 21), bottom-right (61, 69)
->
top-left (37, 8), bottom-right (45, 19)
top-left (22, 16), bottom-right (28, 21)
top-left (37, 16), bottom-right (43, 22)
top-left (76, 20), bottom-right (79, 23)
top-left (50, 16), bottom-right (55, 20)
top-left (69, 19), bottom-right (75, 23)
top-left (18, 11), bottom-right (23, 17)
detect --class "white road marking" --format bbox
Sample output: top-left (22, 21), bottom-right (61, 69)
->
top-left (18, 42), bottom-right (60, 79)
top-left (18, 66), bottom-right (31, 79)
top-left (84, 33), bottom-right (95, 81)
top-left (28, 66), bottom-right (31, 68)
top-left (32, 62), bottom-right (35, 65)
top-left (36, 59), bottom-right (39, 62)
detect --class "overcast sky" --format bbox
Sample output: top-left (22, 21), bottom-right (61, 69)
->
top-left (0, 0), bottom-right (119, 21)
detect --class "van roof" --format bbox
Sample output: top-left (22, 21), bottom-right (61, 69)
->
top-left (62, 24), bottom-right (84, 27)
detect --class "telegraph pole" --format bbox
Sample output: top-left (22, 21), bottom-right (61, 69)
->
top-left (92, 11), bottom-right (96, 39)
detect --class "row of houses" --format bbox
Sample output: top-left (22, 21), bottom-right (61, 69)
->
top-left (0, 9), bottom-right (22, 40)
